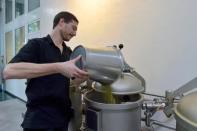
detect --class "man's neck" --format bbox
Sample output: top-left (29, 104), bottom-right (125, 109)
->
top-left (50, 30), bottom-right (63, 46)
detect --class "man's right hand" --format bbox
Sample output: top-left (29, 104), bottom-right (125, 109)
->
top-left (57, 55), bottom-right (88, 79)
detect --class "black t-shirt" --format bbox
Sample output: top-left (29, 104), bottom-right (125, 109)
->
top-left (9, 35), bottom-right (72, 129)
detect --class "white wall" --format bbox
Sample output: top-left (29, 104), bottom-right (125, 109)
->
top-left (0, 0), bottom-right (4, 56)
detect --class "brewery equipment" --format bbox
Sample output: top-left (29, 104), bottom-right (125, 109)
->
top-left (174, 91), bottom-right (197, 131)
top-left (70, 45), bottom-right (197, 131)
top-left (165, 77), bottom-right (197, 131)
top-left (83, 71), bottom-right (145, 131)
top-left (84, 90), bottom-right (144, 131)
top-left (92, 73), bottom-right (145, 95)
top-left (70, 44), bottom-right (146, 131)
top-left (142, 77), bottom-right (197, 131)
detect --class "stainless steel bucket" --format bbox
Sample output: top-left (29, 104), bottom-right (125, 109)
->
top-left (70, 45), bottom-right (125, 84)
top-left (84, 90), bottom-right (143, 131)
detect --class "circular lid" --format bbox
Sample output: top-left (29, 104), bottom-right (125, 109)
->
top-left (175, 91), bottom-right (197, 126)
top-left (111, 73), bottom-right (145, 95)
top-left (92, 73), bottom-right (145, 95)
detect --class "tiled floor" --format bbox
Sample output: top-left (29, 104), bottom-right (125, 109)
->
top-left (0, 99), bottom-right (26, 131)
top-left (0, 87), bottom-right (25, 131)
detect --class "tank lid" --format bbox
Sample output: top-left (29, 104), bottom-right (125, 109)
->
top-left (174, 91), bottom-right (197, 127)
top-left (93, 73), bottom-right (145, 95)
top-left (111, 73), bottom-right (145, 95)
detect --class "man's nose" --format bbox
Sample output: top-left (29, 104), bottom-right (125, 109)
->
top-left (72, 31), bottom-right (76, 36)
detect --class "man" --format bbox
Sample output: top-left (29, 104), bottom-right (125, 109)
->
top-left (3, 11), bottom-right (88, 131)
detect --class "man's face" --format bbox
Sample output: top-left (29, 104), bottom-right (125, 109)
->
top-left (60, 19), bottom-right (78, 41)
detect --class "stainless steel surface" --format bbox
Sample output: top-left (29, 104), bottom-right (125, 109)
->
top-left (92, 73), bottom-right (145, 95)
top-left (122, 62), bottom-right (146, 89)
top-left (174, 91), bottom-right (197, 131)
top-left (142, 99), bottom-right (166, 127)
top-left (111, 73), bottom-right (145, 95)
top-left (84, 90), bottom-right (143, 131)
top-left (70, 45), bottom-right (125, 84)
top-left (163, 77), bottom-right (197, 117)
top-left (172, 77), bottom-right (197, 98)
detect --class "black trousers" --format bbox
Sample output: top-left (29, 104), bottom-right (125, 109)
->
top-left (23, 124), bottom-right (69, 131)
top-left (23, 109), bottom-right (73, 131)
top-left (23, 127), bottom-right (67, 131)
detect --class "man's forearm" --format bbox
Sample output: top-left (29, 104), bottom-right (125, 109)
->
top-left (3, 62), bottom-right (60, 79)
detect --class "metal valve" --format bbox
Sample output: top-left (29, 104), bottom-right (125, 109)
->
top-left (142, 98), bottom-right (166, 127)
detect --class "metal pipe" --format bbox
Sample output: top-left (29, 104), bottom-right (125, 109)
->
top-left (142, 92), bottom-right (166, 98)
top-left (172, 77), bottom-right (197, 98)
top-left (142, 92), bottom-right (180, 101)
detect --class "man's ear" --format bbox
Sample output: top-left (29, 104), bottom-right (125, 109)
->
top-left (58, 18), bottom-right (65, 27)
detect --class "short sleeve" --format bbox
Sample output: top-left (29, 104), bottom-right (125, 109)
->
top-left (9, 39), bottom-right (40, 63)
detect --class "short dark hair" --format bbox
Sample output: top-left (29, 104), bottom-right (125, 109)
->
top-left (53, 11), bottom-right (79, 29)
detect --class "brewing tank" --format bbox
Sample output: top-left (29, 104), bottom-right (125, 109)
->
top-left (83, 72), bottom-right (145, 131)
top-left (84, 90), bottom-right (143, 131)
top-left (174, 91), bottom-right (197, 131)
